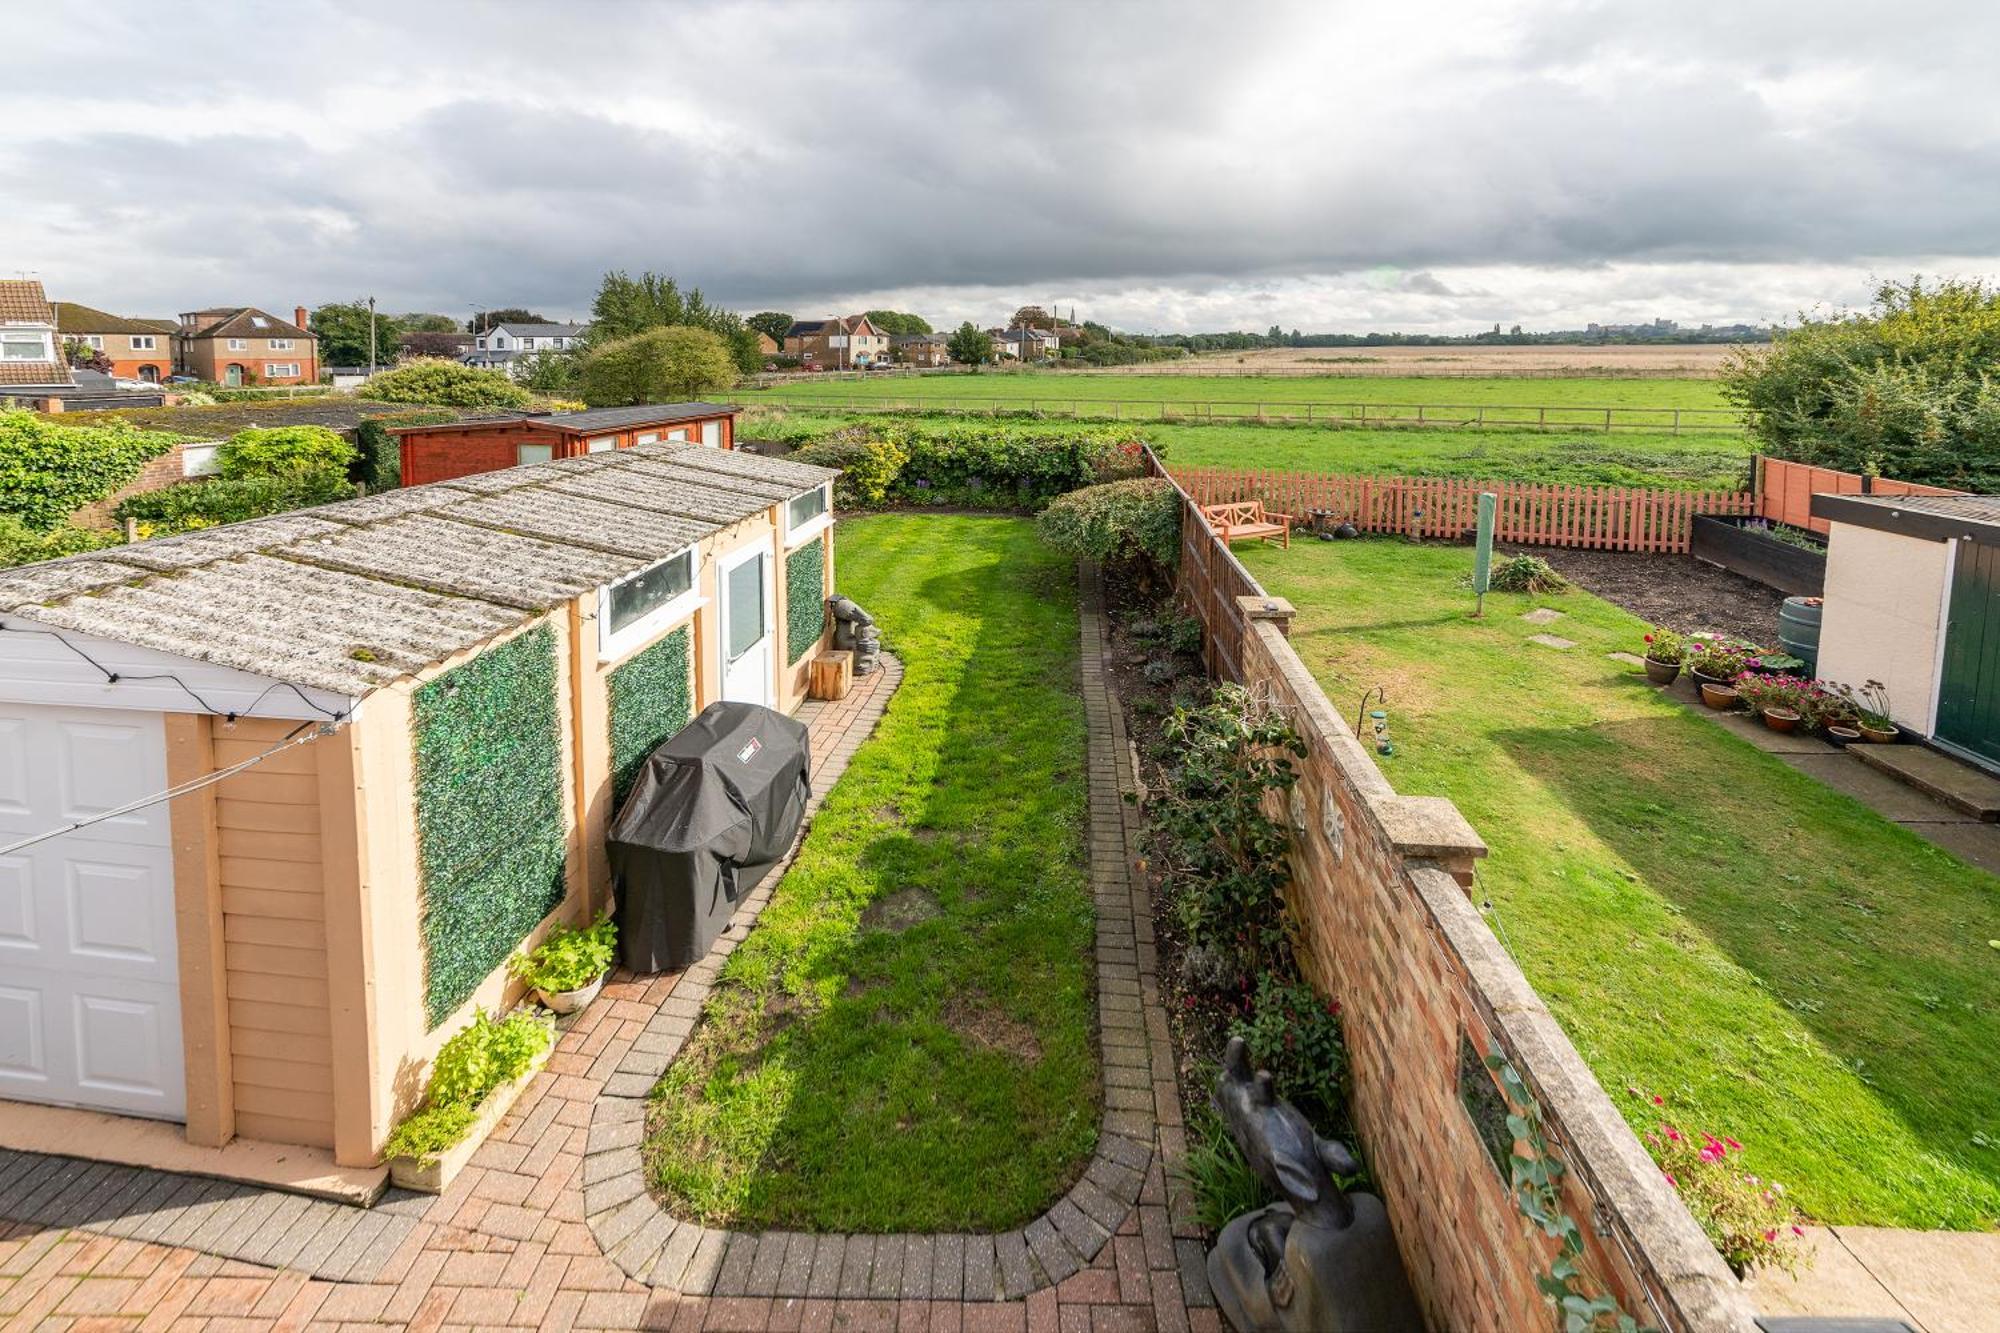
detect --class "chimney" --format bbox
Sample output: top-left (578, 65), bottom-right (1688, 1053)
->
top-left (295, 305), bottom-right (309, 331)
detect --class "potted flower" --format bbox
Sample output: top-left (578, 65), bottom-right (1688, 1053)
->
top-left (508, 914), bottom-right (618, 1015)
top-left (1849, 680), bottom-right (1900, 743)
top-left (1687, 635), bottom-right (1761, 689)
top-left (1816, 689), bottom-right (1862, 744)
top-left (1642, 626), bottom-right (1687, 685)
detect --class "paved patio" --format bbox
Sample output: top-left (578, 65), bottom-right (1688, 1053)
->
top-left (0, 572), bottom-right (1216, 1332)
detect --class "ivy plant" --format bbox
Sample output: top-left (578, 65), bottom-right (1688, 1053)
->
top-left (0, 409), bottom-right (180, 530)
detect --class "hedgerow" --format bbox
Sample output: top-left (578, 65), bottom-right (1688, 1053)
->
top-left (358, 358), bottom-right (533, 408)
top-left (776, 419), bottom-right (1140, 510)
top-left (216, 425), bottom-right (355, 480)
top-left (113, 471), bottom-right (358, 536)
top-left (1035, 478), bottom-right (1180, 572)
top-left (0, 410), bottom-right (181, 531)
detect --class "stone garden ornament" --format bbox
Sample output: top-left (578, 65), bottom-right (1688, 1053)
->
top-left (1207, 1036), bottom-right (1422, 1331)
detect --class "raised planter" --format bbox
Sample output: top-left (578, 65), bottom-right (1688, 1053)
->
top-left (1690, 516), bottom-right (1826, 597)
top-left (386, 1036), bottom-right (553, 1194)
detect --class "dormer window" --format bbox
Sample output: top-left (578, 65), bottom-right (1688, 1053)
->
top-left (0, 330), bottom-right (53, 361)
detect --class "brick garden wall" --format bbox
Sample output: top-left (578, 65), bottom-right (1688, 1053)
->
top-left (70, 439), bottom-right (211, 529)
top-left (1151, 450), bottom-right (1760, 1331)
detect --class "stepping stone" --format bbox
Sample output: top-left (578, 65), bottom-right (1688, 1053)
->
top-left (1527, 634), bottom-right (1576, 650)
top-left (1521, 608), bottom-right (1565, 626)
top-left (1607, 652), bottom-right (1644, 666)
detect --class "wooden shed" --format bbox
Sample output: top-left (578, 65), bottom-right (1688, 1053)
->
top-left (0, 443), bottom-right (837, 1182)
top-left (396, 403), bottom-right (740, 487)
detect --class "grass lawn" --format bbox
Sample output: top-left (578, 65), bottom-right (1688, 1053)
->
top-left (645, 514), bottom-right (1097, 1231)
top-left (1243, 539), bottom-right (2000, 1230)
top-left (752, 371), bottom-right (1735, 412)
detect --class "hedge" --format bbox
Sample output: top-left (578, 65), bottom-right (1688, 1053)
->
top-left (216, 425), bottom-right (354, 480)
top-left (352, 409), bottom-right (457, 492)
top-left (780, 420), bottom-right (1138, 511)
top-left (412, 625), bottom-right (567, 1027)
top-left (786, 539), bottom-right (826, 664)
top-left (358, 359), bottom-right (533, 409)
top-left (608, 625), bottom-right (693, 807)
top-left (0, 410), bottom-right (181, 531)
top-left (113, 471), bottom-right (358, 536)
top-left (1034, 478), bottom-right (1181, 570)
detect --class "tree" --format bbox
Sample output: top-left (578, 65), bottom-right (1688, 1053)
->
top-left (947, 322), bottom-right (996, 368)
top-left (400, 331), bottom-right (469, 359)
top-left (465, 308), bottom-right (549, 333)
top-left (747, 312), bottom-right (794, 345)
top-left (312, 301), bottom-right (406, 367)
top-left (575, 327), bottom-right (737, 407)
top-left (1009, 305), bottom-right (1054, 331)
top-left (864, 310), bottom-right (933, 336)
top-left (588, 270), bottom-right (763, 375)
top-left (400, 312), bottom-right (461, 333)
top-left (515, 349), bottom-right (580, 394)
top-left (62, 340), bottom-right (111, 373)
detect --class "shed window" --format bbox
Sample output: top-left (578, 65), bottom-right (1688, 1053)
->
top-left (601, 546), bottom-right (700, 658)
top-left (518, 443), bottom-right (554, 465)
top-left (586, 436), bottom-right (615, 453)
top-left (785, 484), bottom-right (832, 548)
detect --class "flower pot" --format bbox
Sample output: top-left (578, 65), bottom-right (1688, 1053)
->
top-left (1700, 683), bottom-right (1739, 710)
top-left (1825, 725), bottom-right (1862, 746)
top-left (1643, 656), bottom-right (1682, 685)
top-left (535, 970), bottom-right (608, 1016)
top-left (1691, 669), bottom-right (1728, 689)
top-left (1860, 723), bottom-right (1901, 744)
top-left (1761, 707), bottom-right (1801, 733)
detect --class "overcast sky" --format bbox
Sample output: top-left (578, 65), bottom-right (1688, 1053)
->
top-left (8, 1), bottom-right (1997, 334)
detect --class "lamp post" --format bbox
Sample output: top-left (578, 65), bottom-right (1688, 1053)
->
top-left (367, 296), bottom-right (378, 375)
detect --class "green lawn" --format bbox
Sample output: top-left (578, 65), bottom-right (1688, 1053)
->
top-left (1243, 539), bottom-right (2000, 1230)
top-left (645, 514), bottom-right (1097, 1231)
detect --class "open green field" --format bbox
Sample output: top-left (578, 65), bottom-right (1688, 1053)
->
top-left (645, 515), bottom-right (1097, 1231)
top-left (1244, 539), bottom-right (2000, 1230)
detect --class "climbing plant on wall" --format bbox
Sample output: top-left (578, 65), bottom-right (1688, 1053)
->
top-left (412, 624), bottom-right (567, 1027)
top-left (786, 538), bottom-right (826, 665)
top-left (608, 624), bottom-right (693, 806)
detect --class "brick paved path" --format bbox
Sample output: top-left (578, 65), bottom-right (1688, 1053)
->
top-left (0, 569), bottom-right (1217, 1332)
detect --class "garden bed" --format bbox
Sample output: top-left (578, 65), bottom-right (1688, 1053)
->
top-left (1689, 515), bottom-right (1826, 597)
top-left (1517, 542), bottom-right (1785, 645)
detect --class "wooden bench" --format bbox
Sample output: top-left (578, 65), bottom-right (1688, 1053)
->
top-left (1201, 499), bottom-right (1295, 548)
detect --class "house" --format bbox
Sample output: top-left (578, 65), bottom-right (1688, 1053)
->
top-left (755, 331), bottom-right (780, 357)
top-left (0, 279), bottom-right (76, 397)
top-left (466, 322), bottom-right (590, 376)
top-left (1813, 492), bottom-right (2000, 769)
top-left (991, 325), bottom-right (1060, 360)
top-left (0, 441), bottom-right (838, 1176)
top-left (394, 403), bottom-right (740, 485)
top-left (53, 303), bottom-right (177, 382)
top-left (176, 306), bottom-right (319, 386)
top-left (891, 333), bottom-right (951, 367)
top-left (782, 316), bottom-right (888, 368)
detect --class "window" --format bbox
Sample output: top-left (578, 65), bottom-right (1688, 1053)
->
top-left (227, 338), bottom-right (246, 350)
top-left (517, 443), bottom-right (554, 465)
top-left (699, 418), bottom-right (721, 447)
top-left (269, 338), bottom-right (292, 350)
top-left (726, 553), bottom-right (767, 660)
top-left (585, 436), bottom-right (615, 453)
top-left (635, 432), bottom-right (659, 445)
top-left (785, 484), bottom-right (832, 548)
top-left (264, 362), bottom-right (299, 377)
top-left (249, 316), bottom-right (269, 329)
top-left (75, 334), bottom-right (105, 350)
top-left (0, 330), bottom-right (52, 361)
top-left (130, 335), bottom-right (156, 350)
top-left (666, 428), bottom-right (689, 441)
top-left (601, 547), bottom-right (698, 657)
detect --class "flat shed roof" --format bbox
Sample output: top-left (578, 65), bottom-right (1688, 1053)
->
top-left (391, 402), bottom-right (738, 437)
top-left (1813, 492), bottom-right (2000, 546)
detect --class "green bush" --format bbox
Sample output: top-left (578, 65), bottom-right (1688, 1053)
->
top-left (113, 471), bottom-right (358, 536)
top-left (507, 915), bottom-right (618, 994)
top-left (426, 1009), bottom-right (551, 1107)
top-left (217, 425), bottom-right (355, 480)
top-left (381, 1102), bottom-right (478, 1162)
top-left (352, 409), bottom-right (457, 492)
top-left (1231, 973), bottom-right (1348, 1125)
top-left (575, 326), bottom-right (738, 407)
top-left (0, 515), bottom-right (122, 569)
top-left (358, 358), bottom-right (533, 408)
top-left (893, 426), bottom-right (1127, 506)
top-left (0, 410), bottom-right (180, 531)
top-left (792, 431), bottom-right (908, 507)
top-left (1035, 478), bottom-right (1180, 572)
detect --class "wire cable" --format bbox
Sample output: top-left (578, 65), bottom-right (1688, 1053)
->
top-left (0, 621), bottom-right (349, 722)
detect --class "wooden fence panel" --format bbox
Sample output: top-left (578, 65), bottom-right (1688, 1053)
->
top-left (1756, 456), bottom-right (1965, 534)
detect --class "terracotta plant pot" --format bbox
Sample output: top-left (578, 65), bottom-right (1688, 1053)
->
top-left (1700, 683), bottom-right (1739, 710)
top-left (1691, 669), bottom-right (1728, 689)
top-left (1825, 726), bottom-right (1862, 746)
top-left (1642, 656), bottom-right (1682, 685)
top-left (1762, 707), bottom-right (1801, 733)
top-left (535, 971), bottom-right (608, 1016)
top-left (1860, 723), bottom-right (1901, 744)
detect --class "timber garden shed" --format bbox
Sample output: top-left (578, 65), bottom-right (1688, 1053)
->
top-left (1814, 492), bottom-right (2000, 769)
top-left (395, 402), bottom-right (740, 486)
top-left (0, 442), bottom-right (837, 1179)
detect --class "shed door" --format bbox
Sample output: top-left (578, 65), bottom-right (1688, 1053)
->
top-left (0, 705), bottom-right (186, 1119)
top-left (1937, 540), bottom-right (2000, 768)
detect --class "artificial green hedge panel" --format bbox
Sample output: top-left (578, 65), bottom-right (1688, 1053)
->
top-left (412, 624), bottom-right (567, 1028)
top-left (786, 539), bottom-right (827, 666)
top-left (608, 625), bottom-right (693, 807)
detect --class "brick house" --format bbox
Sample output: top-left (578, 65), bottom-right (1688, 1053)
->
top-left (175, 305), bottom-right (320, 385)
top-left (992, 325), bottom-right (1061, 360)
top-left (54, 302), bottom-right (177, 381)
top-left (0, 279), bottom-right (76, 397)
top-left (892, 332), bottom-right (951, 366)
top-left (783, 315), bottom-right (888, 368)
top-left (394, 402), bottom-right (740, 486)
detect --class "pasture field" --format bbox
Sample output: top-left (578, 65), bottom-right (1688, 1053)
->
top-left (1106, 342), bottom-right (1752, 377)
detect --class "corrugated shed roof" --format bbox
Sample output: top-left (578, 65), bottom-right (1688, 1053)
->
top-left (663, 443), bottom-right (836, 490)
top-left (0, 444), bottom-right (835, 698)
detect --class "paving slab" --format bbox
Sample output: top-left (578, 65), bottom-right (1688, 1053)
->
top-left (1606, 651), bottom-right (1645, 666)
top-left (1520, 607), bottom-right (1565, 625)
top-left (1853, 743), bottom-right (2000, 819)
top-left (1527, 633), bottom-right (1576, 649)
top-left (1782, 753), bottom-right (1992, 823)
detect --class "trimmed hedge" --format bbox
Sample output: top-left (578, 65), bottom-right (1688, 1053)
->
top-left (216, 425), bottom-right (354, 480)
top-left (352, 409), bottom-right (457, 492)
top-left (413, 625), bottom-right (567, 1027)
top-left (1034, 478), bottom-right (1180, 570)
top-left (786, 539), bottom-right (826, 665)
top-left (0, 410), bottom-right (181, 531)
top-left (770, 420), bottom-right (1138, 511)
top-left (113, 471), bottom-right (358, 537)
top-left (359, 358), bottom-right (533, 408)
top-left (608, 625), bottom-right (693, 807)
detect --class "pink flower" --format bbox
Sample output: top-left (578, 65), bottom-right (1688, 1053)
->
top-left (1764, 1229), bottom-right (1778, 1242)
top-left (1791, 1226), bottom-right (1804, 1237)
top-left (1652, 1094), bottom-right (1664, 1106)
top-left (1662, 1171), bottom-right (1678, 1188)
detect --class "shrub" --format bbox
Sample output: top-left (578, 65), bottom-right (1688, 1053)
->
top-left (426, 1009), bottom-right (552, 1108)
top-left (1035, 478), bottom-right (1180, 575)
top-left (114, 471), bottom-right (358, 536)
top-left (352, 409), bottom-right (457, 492)
top-left (1685, 633), bottom-right (1763, 680)
top-left (1486, 553), bottom-right (1568, 594)
top-left (0, 410), bottom-right (180, 531)
top-left (894, 426), bottom-right (1124, 506)
top-left (507, 915), bottom-right (617, 994)
top-left (792, 431), bottom-right (908, 507)
top-left (0, 515), bottom-right (121, 570)
top-left (1642, 626), bottom-right (1687, 664)
top-left (1231, 973), bottom-right (1347, 1125)
top-left (575, 326), bottom-right (737, 407)
top-left (358, 358), bottom-right (533, 408)
top-left (1634, 1092), bottom-right (1805, 1276)
top-left (216, 425), bottom-right (355, 480)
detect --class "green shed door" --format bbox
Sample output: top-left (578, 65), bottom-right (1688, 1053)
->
top-left (1936, 539), bottom-right (2000, 767)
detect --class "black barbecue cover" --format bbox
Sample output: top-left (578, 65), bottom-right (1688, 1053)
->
top-left (607, 702), bottom-right (811, 973)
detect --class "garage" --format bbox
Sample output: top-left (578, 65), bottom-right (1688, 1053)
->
top-left (0, 703), bottom-right (186, 1120)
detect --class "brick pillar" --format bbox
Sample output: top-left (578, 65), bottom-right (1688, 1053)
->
top-left (1236, 593), bottom-right (1296, 637)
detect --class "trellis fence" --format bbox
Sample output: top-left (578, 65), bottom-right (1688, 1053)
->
top-left (1168, 466), bottom-right (1752, 554)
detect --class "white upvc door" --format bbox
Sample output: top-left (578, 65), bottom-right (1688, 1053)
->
top-left (719, 543), bottom-right (774, 709)
top-left (0, 704), bottom-right (185, 1120)
top-left (699, 419), bottom-right (721, 448)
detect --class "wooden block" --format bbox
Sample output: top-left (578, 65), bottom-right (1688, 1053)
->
top-left (810, 650), bottom-right (853, 701)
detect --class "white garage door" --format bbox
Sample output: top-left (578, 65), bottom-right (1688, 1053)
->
top-left (0, 705), bottom-right (185, 1120)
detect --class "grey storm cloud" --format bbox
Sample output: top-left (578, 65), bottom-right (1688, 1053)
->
top-left (5, 0), bottom-right (1999, 330)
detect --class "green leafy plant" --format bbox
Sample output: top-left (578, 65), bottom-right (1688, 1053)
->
top-left (351, 409), bottom-right (456, 492)
top-left (1684, 633), bottom-right (1762, 680)
top-left (1035, 477), bottom-right (1180, 581)
top-left (1177, 1100), bottom-right (1277, 1232)
top-left (381, 1102), bottom-right (478, 1163)
top-left (508, 915), bottom-right (618, 994)
top-left (0, 515), bottom-right (121, 570)
top-left (0, 410), bottom-right (182, 531)
top-left (1641, 626), bottom-right (1686, 664)
top-left (113, 471), bottom-right (358, 536)
top-left (1632, 1091), bottom-right (1805, 1277)
top-left (1487, 553), bottom-right (1570, 594)
top-left (216, 425), bottom-right (355, 480)
top-left (427, 1008), bottom-right (552, 1107)
top-left (792, 430), bottom-right (909, 507)
top-left (358, 358), bottom-right (533, 408)
top-left (1231, 973), bottom-right (1348, 1125)
top-left (1843, 679), bottom-right (1895, 729)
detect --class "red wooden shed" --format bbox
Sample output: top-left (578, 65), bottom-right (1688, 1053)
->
top-left (395, 403), bottom-right (739, 486)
